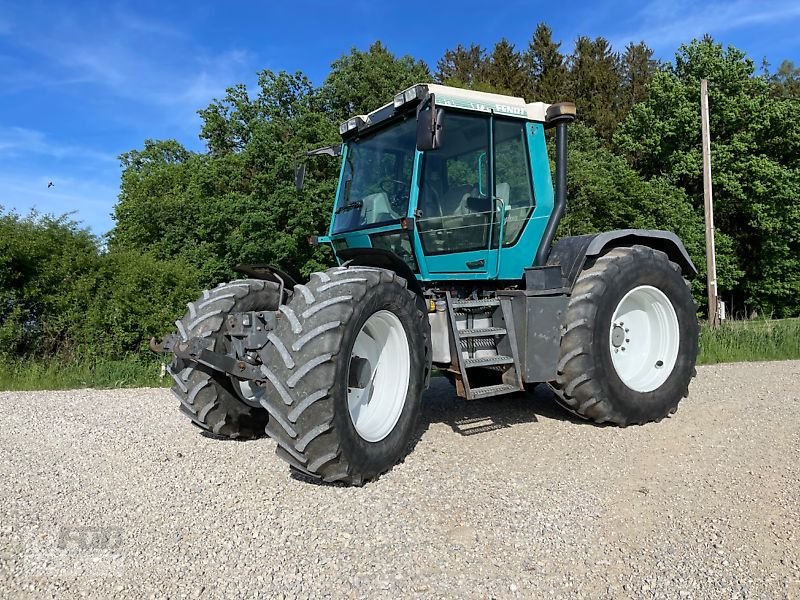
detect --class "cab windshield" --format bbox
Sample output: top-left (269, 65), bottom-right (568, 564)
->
top-left (332, 118), bottom-right (417, 234)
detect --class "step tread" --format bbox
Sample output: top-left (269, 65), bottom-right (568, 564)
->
top-left (464, 355), bottom-right (515, 368)
top-left (451, 298), bottom-right (500, 309)
top-left (458, 327), bottom-right (507, 338)
top-left (469, 383), bottom-right (522, 399)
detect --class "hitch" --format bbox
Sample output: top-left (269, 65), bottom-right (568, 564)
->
top-left (150, 309), bottom-right (277, 382)
top-left (151, 332), bottom-right (264, 381)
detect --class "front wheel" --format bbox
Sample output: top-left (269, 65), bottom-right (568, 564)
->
top-left (550, 245), bottom-right (699, 425)
top-left (169, 279), bottom-right (276, 439)
top-left (257, 266), bottom-right (431, 484)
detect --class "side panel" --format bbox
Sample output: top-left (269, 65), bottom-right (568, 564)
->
top-left (500, 290), bottom-right (568, 383)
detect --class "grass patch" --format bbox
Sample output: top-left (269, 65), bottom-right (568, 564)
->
top-left (0, 356), bottom-right (168, 391)
top-left (2, 319), bottom-right (797, 390)
top-left (698, 318), bottom-right (800, 365)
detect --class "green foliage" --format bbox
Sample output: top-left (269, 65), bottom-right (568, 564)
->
top-left (616, 39), bottom-right (800, 316)
top-left (82, 250), bottom-right (202, 357)
top-left (0, 209), bottom-right (101, 359)
top-left (486, 39), bottom-right (527, 97)
top-left (524, 23), bottom-right (568, 102)
top-left (559, 125), bottom-right (741, 304)
top-left (111, 71), bottom-right (338, 284)
top-left (0, 207), bottom-right (201, 366)
top-left (770, 60), bottom-right (800, 98)
top-left (698, 319), bottom-right (800, 364)
top-left (620, 42), bottom-right (658, 113)
top-left (322, 42), bottom-right (430, 121)
top-left (568, 37), bottom-right (623, 139)
top-left (435, 43), bottom-right (490, 89)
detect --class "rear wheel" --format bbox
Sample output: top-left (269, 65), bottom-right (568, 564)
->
top-left (168, 279), bottom-right (276, 439)
top-left (550, 245), bottom-right (699, 425)
top-left (257, 266), bottom-right (431, 485)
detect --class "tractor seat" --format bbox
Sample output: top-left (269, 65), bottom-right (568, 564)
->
top-left (361, 192), bottom-right (398, 225)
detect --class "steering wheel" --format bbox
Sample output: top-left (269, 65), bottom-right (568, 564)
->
top-left (379, 179), bottom-right (410, 213)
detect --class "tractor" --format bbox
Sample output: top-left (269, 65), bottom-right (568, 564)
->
top-left (153, 84), bottom-right (699, 485)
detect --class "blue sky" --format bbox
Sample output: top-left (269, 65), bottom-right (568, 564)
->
top-left (1, 0), bottom-right (798, 235)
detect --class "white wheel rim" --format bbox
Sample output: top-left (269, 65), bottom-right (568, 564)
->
top-left (347, 310), bottom-right (410, 442)
top-left (609, 285), bottom-right (680, 393)
top-left (237, 379), bottom-right (263, 406)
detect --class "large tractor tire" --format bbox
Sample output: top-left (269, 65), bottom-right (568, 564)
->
top-left (256, 266), bottom-right (431, 485)
top-left (550, 245), bottom-right (699, 425)
top-left (168, 279), bottom-right (278, 439)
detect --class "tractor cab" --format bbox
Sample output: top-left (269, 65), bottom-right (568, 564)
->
top-left (321, 84), bottom-right (561, 282)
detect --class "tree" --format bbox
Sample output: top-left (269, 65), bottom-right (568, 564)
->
top-left (112, 70), bottom-right (339, 285)
top-left (322, 41), bottom-right (430, 121)
top-left (568, 36), bottom-right (622, 139)
top-left (620, 42), bottom-right (658, 113)
top-left (524, 23), bottom-right (568, 102)
top-left (615, 39), bottom-right (800, 316)
top-left (486, 38), bottom-right (527, 97)
top-left (771, 59), bottom-right (800, 98)
top-left (435, 43), bottom-right (489, 88)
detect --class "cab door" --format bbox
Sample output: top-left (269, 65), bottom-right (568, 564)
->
top-left (414, 111), bottom-right (502, 278)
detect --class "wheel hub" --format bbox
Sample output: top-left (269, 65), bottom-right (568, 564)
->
top-left (608, 285), bottom-right (680, 393)
top-left (611, 324), bottom-right (626, 348)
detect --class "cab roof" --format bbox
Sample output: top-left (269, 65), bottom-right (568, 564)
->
top-left (339, 83), bottom-right (552, 139)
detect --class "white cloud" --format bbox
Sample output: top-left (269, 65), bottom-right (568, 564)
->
top-left (3, 9), bottom-right (257, 132)
top-left (0, 127), bottom-right (117, 163)
top-left (614, 0), bottom-right (800, 49)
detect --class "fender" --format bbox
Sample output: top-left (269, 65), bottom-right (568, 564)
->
top-left (336, 248), bottom-right (424, 297)
top-left (233, 264), bottom-right (299, 288)
top-left (543, 229), bottom-right (697, 291)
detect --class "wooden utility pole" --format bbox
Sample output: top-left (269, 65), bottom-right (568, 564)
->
top-left (700, 79), bottom-right (720, 328)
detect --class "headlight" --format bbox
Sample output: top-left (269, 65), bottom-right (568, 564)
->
top-left (338, 115), bottom-right (368, 136)
top-left (392, 85), bottom-right (424, 110)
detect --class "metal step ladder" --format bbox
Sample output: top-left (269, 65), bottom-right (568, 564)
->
top-left (445, 293), bottom-right (525, 400)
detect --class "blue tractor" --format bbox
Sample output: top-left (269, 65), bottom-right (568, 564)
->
top-left (156, 84), bottom-right (699, 484)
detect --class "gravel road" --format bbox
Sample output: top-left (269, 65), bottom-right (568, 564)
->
top-left (1, 361), bottom-right (798, 599)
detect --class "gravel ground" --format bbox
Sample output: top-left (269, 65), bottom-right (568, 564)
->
top-left (1, 361), bottom-right (798, 599)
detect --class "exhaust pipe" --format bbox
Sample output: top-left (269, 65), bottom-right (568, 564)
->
top-left (534, 102), bottom-right (577, 267)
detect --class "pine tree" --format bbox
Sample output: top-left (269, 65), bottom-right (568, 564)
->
top-left (620, 42), bottom-right (658, 113)
top-left (486, 38), bottom-right (527, 97)
top-left (435, 43), bottom-right (489, 88)
top-left (568, 36), bottom-right (622, 139)
top-left (524, 23), bottom-right (568, 102)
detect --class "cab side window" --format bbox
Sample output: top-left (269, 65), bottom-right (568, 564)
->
top-left (494, 119), bottom-right (535, 246)
top-left (417, 112), bottom-right (491, 255)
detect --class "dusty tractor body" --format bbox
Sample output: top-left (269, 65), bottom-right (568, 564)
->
top-left (156, 84), bottom-right (699, 484)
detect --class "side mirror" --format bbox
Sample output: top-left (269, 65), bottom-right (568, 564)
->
top-left (294, 162), bottom-right (306, 192)
top-left (416, 95), bottom-right (444, 151)
top-left (294, 143), bottom-right (342, 192)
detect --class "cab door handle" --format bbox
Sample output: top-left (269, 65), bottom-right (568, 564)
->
top-left (466, 259), bottom-right (485, 269)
